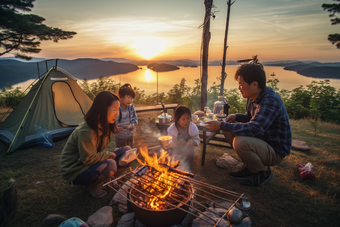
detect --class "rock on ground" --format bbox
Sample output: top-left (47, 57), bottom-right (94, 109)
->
top-left (116, 212), bottom-right (135, 227)
top-left (86, 206), bottom-right (113, 227)
top-left (230, 217), bottom-right (251, 227)
top-left (109, 180), bottom-right (136, 213)
top-left (216, 153), bottom-right (242, 171)
top-left (291, 139), bottom-right (310, 152)
top-left (134, 219), bottom-right (146, 227)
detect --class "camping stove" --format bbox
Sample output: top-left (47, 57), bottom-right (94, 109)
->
top-left (104, 165), bottom-right (249, 227)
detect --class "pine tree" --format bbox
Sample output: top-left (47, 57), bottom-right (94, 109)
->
top-left (322, 0), bottom-right (340, 48)
top-left (0, 0), bottom-right (76, 60)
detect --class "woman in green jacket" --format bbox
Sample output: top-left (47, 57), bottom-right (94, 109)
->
top-left (59, 91), bottom-right (131, 198)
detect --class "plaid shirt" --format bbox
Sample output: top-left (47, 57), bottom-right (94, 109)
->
top-left (220, 86), bottom-right (292, 157)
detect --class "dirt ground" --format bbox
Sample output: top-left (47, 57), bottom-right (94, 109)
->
top-left (0, 117), bottom-right (339, 227)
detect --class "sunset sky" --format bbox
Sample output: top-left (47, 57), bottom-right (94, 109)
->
top-left (17, 0), bottom-right (340, 62)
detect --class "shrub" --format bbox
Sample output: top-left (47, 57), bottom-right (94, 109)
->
top-left (0, 84), bottom-right (25, 108)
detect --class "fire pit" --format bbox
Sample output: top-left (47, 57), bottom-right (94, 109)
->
top-left (104, 148), bottom-right (249, 227)
top-left (128, 166), bottom-right (194, 227)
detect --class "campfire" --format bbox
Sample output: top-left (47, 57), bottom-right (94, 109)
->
top-left (104, 147), bottom-right (249, 227)
top-left (129, 166), bottom-right (193, 210)
top-left (132, 148), bottom-right (192, 211)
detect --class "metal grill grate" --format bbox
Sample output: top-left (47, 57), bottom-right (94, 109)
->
top-left (104, 165), bottom-right (249, 227)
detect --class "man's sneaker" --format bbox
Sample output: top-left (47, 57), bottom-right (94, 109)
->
top-left (240, 168), bottom-right (274, 187)
top-left (229, 165), bottom-right (252, 179)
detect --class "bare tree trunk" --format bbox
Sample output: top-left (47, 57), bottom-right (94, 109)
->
top-left (201, 0), bottom-right (213, 111)
top-left (220, 0), bottom-right (233, 96)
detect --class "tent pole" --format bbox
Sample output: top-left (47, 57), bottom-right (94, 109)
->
top-left (37, 62), bottom-right (40, 79)
top-left (55, 59), bottom-right (58, 71)
top-left (6, 68), bottom-right (53, 154)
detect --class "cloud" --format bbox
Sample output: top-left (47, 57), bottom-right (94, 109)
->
top-left (30, 0), bottom-right (340, 61)
top-left (68, 17), bottom-right (202, 51)
top-left (184, 14), bottom-right (193, 18)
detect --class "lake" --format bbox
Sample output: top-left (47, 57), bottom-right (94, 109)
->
top-left (14, 65), bottom-right (340, 95)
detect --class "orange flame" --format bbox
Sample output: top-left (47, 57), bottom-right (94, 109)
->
top-left (137, 147), bottom-right (175, 172)
top-left (136, 147), bottom-right (179, 210)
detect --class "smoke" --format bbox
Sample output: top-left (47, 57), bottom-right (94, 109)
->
top-left (174, 155), bottom-right (192, 173)
top-left (140, 123), bottom-right (162, 140)
top-left (137, 122), bottom-right (194, 174)
top-left (169, 147), bottom-right (194, 173)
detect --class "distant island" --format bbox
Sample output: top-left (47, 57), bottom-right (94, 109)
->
top-left (147, 63), bottom-right (179, 72)
top-left (1, 57), bottom-right (339, 88)
top-left (183, 65), bottom-right (198, 68)
top-left (281, 62), bottom-right (340, 79)
top-left (0, 58), bottom-right (139, 88)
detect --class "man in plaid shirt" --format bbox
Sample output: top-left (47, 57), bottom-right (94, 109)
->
top-left (206, 62), bottom-right (292, 187)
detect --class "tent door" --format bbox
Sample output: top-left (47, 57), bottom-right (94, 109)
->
top-left (52, 82), bottom-right (85, 126)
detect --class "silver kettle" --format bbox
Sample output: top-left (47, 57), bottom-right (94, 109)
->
top-left (213, 96), bottom-right (230, 115)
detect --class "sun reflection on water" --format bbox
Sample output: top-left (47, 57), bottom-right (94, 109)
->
top-left (145, 68), bottom-right (152, 82)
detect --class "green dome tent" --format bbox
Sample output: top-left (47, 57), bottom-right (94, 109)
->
top-left (0, 67), bottom-right (93, 154)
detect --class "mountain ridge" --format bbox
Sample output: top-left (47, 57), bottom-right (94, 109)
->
top-left (0, 58), bottom-right (139, 88)
top-left (1, 57), bottom-right (339, 88)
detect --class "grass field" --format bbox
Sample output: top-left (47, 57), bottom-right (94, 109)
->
top-left (0, 116), bottom-right (339, 227)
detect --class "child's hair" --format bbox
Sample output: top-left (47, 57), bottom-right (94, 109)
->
top-left (174, 105), bottom-right (192, 124)
top-left (118, 83), bottom-right (135, 98)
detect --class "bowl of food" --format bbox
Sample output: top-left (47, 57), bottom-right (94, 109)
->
top-left (158, 136), bottom-right (173, 150)
top-left (194, 110), bottom-right (205, 118)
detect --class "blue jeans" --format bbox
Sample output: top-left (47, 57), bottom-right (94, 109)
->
top-left (72, 159), bottom-right (116, 186)
top-left (72, 146), bottom-right (132, 185)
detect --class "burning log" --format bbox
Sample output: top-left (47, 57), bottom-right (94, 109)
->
top-left (160, 160), bottom-right (180, 168)
top-left (159, 163), bottom-right (196, 178)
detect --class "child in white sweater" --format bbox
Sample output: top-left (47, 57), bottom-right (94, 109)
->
top-left (167, 105), bottom-right (200, 159)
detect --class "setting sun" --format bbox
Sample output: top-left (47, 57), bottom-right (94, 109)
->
top-left (134, 37), bottom-right (167, 60)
